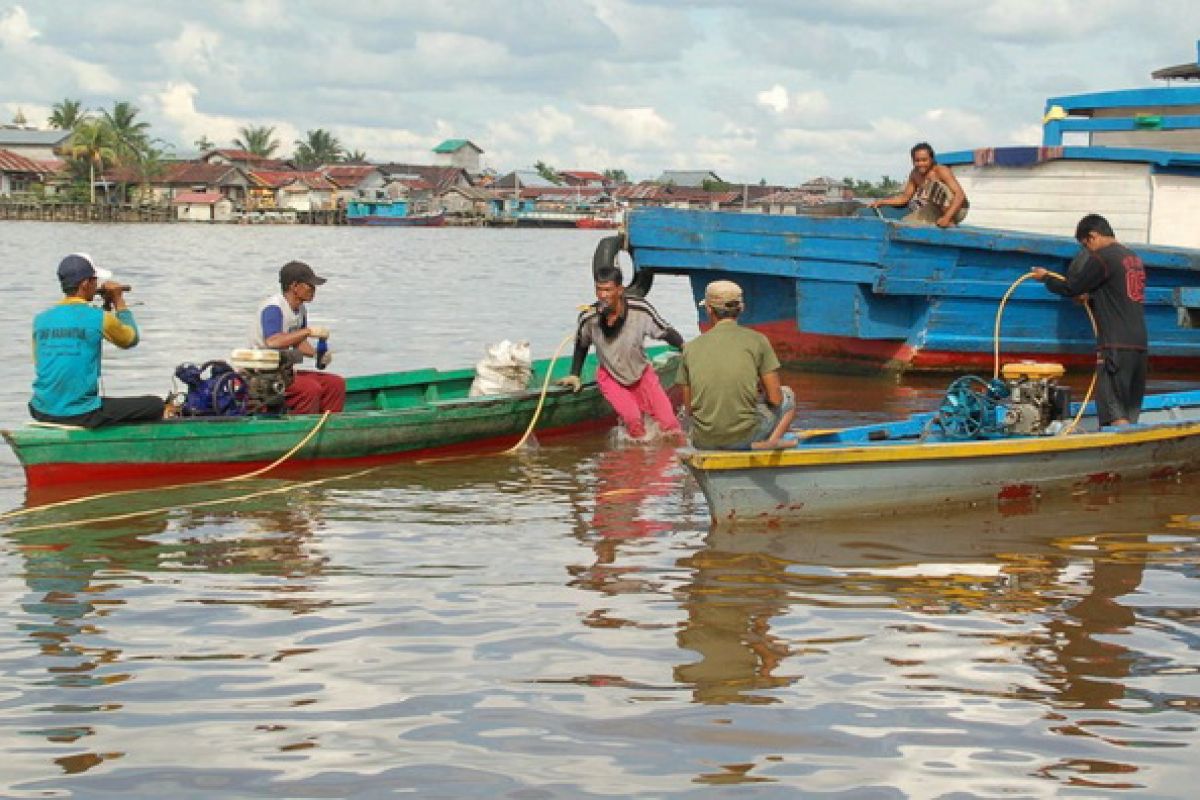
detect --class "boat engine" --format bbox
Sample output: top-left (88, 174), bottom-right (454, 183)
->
top-left (174, 360), bottom-right (249, 417)
top-left (937, 362), bottom-right (1070, 439)
top-left (229, 348), bottom-right (292, 414)
top-left (998, 362), bottom-right (1071, 436)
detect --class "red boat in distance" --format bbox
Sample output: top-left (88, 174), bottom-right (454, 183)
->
top-left (576, 216), bottom-right (619, 229)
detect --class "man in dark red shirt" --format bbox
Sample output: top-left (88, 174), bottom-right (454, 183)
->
top-left (1033, 214), bottom-right (1147, 426)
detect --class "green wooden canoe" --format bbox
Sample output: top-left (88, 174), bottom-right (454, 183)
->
top-left (3, 347), bottom-right (681, 492)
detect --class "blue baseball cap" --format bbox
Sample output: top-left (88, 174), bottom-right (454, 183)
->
top-left (57, 253), bottom-right (113, 286)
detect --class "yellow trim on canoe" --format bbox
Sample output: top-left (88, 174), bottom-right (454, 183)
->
top-left (684, 421), bottom-right (1200, 471)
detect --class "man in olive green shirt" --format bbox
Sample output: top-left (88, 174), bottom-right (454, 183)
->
top-left (678, 280), bottom-right (795, 449)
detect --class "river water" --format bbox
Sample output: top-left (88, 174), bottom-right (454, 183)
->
top-left (1, 222), bottom-right (1198, 798)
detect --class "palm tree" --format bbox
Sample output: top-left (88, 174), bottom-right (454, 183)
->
top-left (102, 101), bottom-right (151, 164)
top-left (344, 149), bottom-right (368, 164)
top-left (194, 134), bottom-right (215, 152)
top-left (133, 140), bottom-right (172, 205)
top-left (534, 160), bottom-right (561, 184)
top-left (48, 98), bottom-right (87, 130)
top-left (602, 168), bottom-right (628, 185)
top-left (233, 125), bottom-right (280, 157)
top-left (293, 129), bottom-right (343, 168)
top-left (68, 119), bottom-right (119, 203)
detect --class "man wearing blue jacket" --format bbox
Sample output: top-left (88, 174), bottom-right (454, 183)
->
top-left (30, 253), bottom-right (165, 428)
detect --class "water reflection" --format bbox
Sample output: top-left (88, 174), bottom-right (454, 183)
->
top-left (6, 483), bottom-right (331, 774)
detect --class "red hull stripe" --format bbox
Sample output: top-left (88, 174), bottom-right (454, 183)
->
top-left (21, 416), bottom-right (610, 496)
top-left (746, 320), bottom-right (1188, 372)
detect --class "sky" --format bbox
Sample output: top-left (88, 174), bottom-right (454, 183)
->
top-left (2, 1), bottom-right (1199, 185)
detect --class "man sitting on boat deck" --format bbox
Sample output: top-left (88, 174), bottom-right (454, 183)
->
top-left (556, 264), bottom-right (685, 441)
top-left (251, 260), bottom-right (346, 414)
top-left (678, 280), bottom-right (796, 450)
top-left (870, 142), bottom-right (969, 227)
top-left (29, 253), bottom-right (169, 428)
top-left (1032, 213), bottom-right (1147, 426)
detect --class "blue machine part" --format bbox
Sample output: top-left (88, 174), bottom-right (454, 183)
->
top-left (937, 375), bottom-right (1010, 440)
top-left (175, 360), bottom-right (249, 416)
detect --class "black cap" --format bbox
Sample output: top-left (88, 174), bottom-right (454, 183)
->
top-left (57, 253), bottom-right (112, 287)
top-left (279, 260), bottom-right (326, 289)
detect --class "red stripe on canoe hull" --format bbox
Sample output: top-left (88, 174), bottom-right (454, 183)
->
top-left (19, 415), bottom-right (613, 501)
top-left (740, 320), bottom-right (1193, 373)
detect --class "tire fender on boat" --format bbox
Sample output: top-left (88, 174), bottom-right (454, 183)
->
top-left (592, 234), bottom-right (653, 299)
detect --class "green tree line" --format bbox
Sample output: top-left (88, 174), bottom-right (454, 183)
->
top-left (39, 97), bottom-right (369, 203)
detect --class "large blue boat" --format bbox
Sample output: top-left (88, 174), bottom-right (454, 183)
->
top-left (622, 44), bottom-right (1200, 373)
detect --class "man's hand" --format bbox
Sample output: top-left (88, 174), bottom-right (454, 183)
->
top-left (99, 280), bottom-right (126, 310)
top-left (1030, 267), bottom-right (1048, 281)
top-left (308, 325), bottom-right (330, 340)
top-left (555, 374), bottom-right (582, 393)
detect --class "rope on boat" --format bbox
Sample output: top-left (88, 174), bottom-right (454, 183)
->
top-left (0, 411), bottom-right (333, 524)
top-left (503, 331), bottom-right (577, 454)
top-left (2, 467), bottom-right (374, 536)
top-left (994, 270), bottom-right (1099, 435)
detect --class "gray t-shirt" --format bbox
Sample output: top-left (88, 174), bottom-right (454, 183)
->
top-left (576, 297), bottom-right (674, 385)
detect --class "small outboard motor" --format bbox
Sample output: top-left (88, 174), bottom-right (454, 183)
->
top-left (229, 348), bottom-right (292, 414)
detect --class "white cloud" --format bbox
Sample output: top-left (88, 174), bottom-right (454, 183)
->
top-left (920, 107), bottom-right (993, 149)
top-left (528, 106), bottom-right (575, 145)
top-left (413, 31), bottom-right (509, 74)
top-left (1008, 123), bottom-right (1044, 146)
top-left (1, 2), bottom-right (1198, 182)
top-left (0, 4), bottom-right (37, 46)
top-left (582, 105), bottom-right (673, 148)
top-left (757, 85), bottom-right (789, 114)
top-left (157, 21), bottom-right (222, 74)
top-left (151, 81), bottom-right (299, 152)
top-left (0, 4), bottom-right (118, 94)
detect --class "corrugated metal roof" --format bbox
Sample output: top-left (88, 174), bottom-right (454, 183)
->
top-left (377, 163), bottom-right (470, 193)
top-left (172, 191), bottom-right (225, 204)
top-left (207, 148), bottom-right (277, 162)
top-left (656, 170), bottom-right (722, 187)
top-left (560, 170), bottom-right (606, 182)
top-left (0, 129), bottom-right (72, 147)
top-left (0, 148), bottom-right (49, 173)
top-left (252, 170), bottom-right (335, 190)
top-left (433, 138), bottom-right (483, 154)
top-left (319, 164), bottom-right (381, 188)
top-left (162, 162), bottom-right (247, 185)
top-left (444, 185), bottom-right (501, 200)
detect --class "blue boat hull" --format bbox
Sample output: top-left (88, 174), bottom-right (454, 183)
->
top-left (626, 207), bottom-right (1200, 372)
top-left (682, 389), bottom-right (1200, 524)
top-left (347, 212), bottom-right (446, 227)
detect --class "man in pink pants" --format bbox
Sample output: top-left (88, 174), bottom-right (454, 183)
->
top-left (557, 265), bottom-right (685, 440)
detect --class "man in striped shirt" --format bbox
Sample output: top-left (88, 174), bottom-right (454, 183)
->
top-left (558, 265), bottom-right (685, 441)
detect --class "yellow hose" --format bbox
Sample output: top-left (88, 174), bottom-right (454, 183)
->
top-left (994, 270), bottom-right (1099, 435)
top-left (4, 467), bottom-right (374, 536)
top-left (0, 411), bottom-right (332, 524)
top-left (503, 332), bottom-right (577, 454)
top-left (415, 331), bottom-right (577, 464)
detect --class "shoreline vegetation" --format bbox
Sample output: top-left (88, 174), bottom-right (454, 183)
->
top-left (2, 97), bottom-right (903, 226)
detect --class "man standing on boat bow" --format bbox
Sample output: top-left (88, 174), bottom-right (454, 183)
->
top-left (557, 265), bottom-right (685, 441)
top-left (678, 280), bottom-right (796, 450)
top-left (1032, 214), bottom-right (1147, 427)
top-left (251, 260), bottom-right (346, 414)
